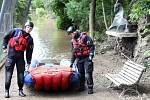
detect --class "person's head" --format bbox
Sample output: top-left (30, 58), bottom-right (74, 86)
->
top-left (72, 30), bottom-right (80, 39)
top-left (67, 26), bottom-right (76, 35)
top-left (24, 21), bottom-right (34, 33)
top-left (67, 26), bottom-right (80, 39)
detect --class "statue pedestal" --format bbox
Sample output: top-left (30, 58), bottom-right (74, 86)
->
top-left (106, 30), bottom-right (137, 37)
top-left (106, 30), bottom-right (137, 59)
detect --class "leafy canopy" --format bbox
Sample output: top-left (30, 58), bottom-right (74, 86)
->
top-left (129, 0), bottom-right (150, 23)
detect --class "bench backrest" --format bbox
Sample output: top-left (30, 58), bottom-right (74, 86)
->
top-left (118, 60), bottom-right (146, 84)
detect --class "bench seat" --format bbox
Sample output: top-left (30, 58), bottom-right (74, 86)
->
top-left (105, 60), bottom-right (146, 97)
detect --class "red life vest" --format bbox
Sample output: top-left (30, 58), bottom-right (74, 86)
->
top-left (8, 29), bottom-right (29, 51)
top-left (72, 32), bottom-right (90, 57)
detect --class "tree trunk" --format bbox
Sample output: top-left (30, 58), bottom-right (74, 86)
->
top-left (110, 0), bottom-right (114, 23)
top-left (89, 0), bottom-right (96, 39)
top-left (22, 0), bottom-right (32, 27)
top-left (101, 0), bottom-right (108, 29)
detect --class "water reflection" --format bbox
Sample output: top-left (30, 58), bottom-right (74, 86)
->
top-left (31, 18), bottom-right (71, 63)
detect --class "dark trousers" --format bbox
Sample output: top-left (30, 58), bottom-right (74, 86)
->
top-left (5, 56), bottom-right (25, 90)
top-left (76, 58), bottom-right (93, 89)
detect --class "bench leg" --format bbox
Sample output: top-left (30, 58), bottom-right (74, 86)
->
top-left (119, 85), bottom-right (140, 98)
top-left (107, 82), bottom-right (114, 88)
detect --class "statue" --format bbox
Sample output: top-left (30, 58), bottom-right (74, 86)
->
top-left (108, 3), bottom-right (128, 32)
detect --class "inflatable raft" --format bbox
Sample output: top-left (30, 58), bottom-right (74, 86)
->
top-left (24, 66), bottom-right (80, 91)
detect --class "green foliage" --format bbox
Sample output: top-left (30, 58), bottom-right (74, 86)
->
top-left (29, 0), bottom-right (150, 43)
top-left (36, 8), bottom-right (46, 17)
top-left (145, 50), bottom-right (150, 57)
top-left (65, 1), bottom-right (80, 23)
top-left (144, 50), bottom-right (150, 68)
top-left (36, 0), bottom-right (44, 8)
top-left (65, 0), bottom-right (90, 22)
top-left (65, 0), bottom-right (90, 31)
top-left (31, 0), bottom-right (36, 9)
top-left (31, 0), bottom-right (44, 9)
top-left (42, 0), bottom-right (52, 12)
top-left (31, 0), bottom-right (45, 17)
top-left (0, 0), bottom-right (2, 9)
top-left (56, 16), bottom-right (72, 30)
top-left (14, 0), bottom-right (27, 27)
top-left (94, 31), bottom-right (106, 42)
top-left (49, 0), bottom-right (67, 16)
top-left (49, 0), bottom-right (72, 29)
top-left (49, 0), bottom-right (90, 30)
top-left (129, 0), bottom-right (150, 23)
top-left (79, 17), bottom-right (89, 31)
top-left (94, 0), bottom-right (114, 42)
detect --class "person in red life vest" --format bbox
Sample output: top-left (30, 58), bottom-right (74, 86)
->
top-left (2, 21), bottom-right (34, 98)
top-left (67, 26), bottom-right (95, 94)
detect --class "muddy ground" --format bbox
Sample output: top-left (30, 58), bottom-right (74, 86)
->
top-left (1, 45), bottom-right (150, 100)
top-left (22, 47), bottom-right (150, 100)
top-left (93, 44), bottom-right (150, 99)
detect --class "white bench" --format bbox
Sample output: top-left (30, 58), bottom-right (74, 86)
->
top-left (105, 60), bottom-right (146, 96)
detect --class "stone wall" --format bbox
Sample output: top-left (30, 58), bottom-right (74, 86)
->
top-left (134, 14), bottom-right (150, 65)
top-left (114, 37), bottom-right (137, 59)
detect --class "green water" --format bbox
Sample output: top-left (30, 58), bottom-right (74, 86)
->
top-left (31, 17), bottom-right (71, 63)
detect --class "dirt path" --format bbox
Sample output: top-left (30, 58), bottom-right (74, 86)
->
top-left (93, 49), bottom-right (150, 100)
top-left (0, 49), bottom-right (150, 100)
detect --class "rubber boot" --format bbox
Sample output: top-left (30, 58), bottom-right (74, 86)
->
top-left (5, 90), bottom-right (9, 98)
top-left (79, 83), bottom-right (85, 91)
top-left (88, 88), bottom-right (93, 94)
top-left (19, 90), bottom-right (26, 97)
top-left (79, 85), bottom-right (85, 91)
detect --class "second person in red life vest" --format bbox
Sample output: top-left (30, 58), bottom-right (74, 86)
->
top-left (67, 26), bottom-right (95, 94)
top-left (2, 21), bottom-right (34, 98)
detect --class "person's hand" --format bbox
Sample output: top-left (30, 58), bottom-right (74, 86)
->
top-left (2, 46), bottom-right (7, 53)
top-left (3, 49), bottom-right (7, 53)
top-left (89, 55), bottom-right (94, 61)
top-left (70, 63), bottom-right (73, 68)
top-left (89, 61), bottom-right (93, 66)
top-left (25, 64), bottom-right (30, 71)
top-left (89, 53), bottom-right (94, 61)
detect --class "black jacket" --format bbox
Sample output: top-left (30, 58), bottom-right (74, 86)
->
top-left (3, 28), bottom-right (34, 64)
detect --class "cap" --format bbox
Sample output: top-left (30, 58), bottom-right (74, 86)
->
top-left (25, 21), bottom-right (34, 28)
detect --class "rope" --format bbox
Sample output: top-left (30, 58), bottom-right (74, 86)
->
top-left (121, 52), bottom-right (131, 61)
